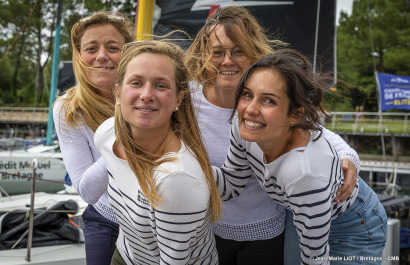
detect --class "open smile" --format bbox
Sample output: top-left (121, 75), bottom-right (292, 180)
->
top-left (243, 118), bottom-right (265, 128)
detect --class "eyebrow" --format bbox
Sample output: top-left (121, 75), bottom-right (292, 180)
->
top-left (131, 74), bottom-right (172, 83)
top-left (244, 87), bottom-right (280, 99)
top-left (82, 40), bottom-right (121, 46)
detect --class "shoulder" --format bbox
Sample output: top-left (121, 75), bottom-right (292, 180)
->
top-left (52, 94), bottom-right (68, 115)
top-left (94, 117), bottom-right (115, 150)
top-left (156, 172), bottom-right (209, 213)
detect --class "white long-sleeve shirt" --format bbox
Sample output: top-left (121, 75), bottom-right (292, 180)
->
top-left (190, 82), bottom-right (360, 241)
top-left (53, 95), bottom-right (117, 223)
top-left (214, 119), bottom-right (359, 264)
top-left (95, 117), bottom-right (218, 265)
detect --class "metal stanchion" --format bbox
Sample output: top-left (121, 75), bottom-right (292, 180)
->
top-left (25, 159), bottom-right (38, 262)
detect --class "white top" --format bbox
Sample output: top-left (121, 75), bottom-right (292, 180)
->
top-left (214, 119), bottom-right (359, 264)
top-left (53, 95), bottom-right (117, 223)
top-left (190, 82), bottom-right (360, 241)
top-left (94, 117), bottom-right (218, 265)
top-left (191, 84), bottom-right (285, 240)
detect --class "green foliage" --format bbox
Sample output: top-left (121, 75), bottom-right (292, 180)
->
top-left (334, 0), bottom-right (410, 112)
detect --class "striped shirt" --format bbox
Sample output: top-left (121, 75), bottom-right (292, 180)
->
top-left (95, 118), bottom-right (218, 265)
top-left (214, 119), bottom-right (359, 265)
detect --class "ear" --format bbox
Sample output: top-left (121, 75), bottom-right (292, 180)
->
top-left (176, 90), bottom-right (184, 108)
top-left (290, 107), bottom-right (304, 124)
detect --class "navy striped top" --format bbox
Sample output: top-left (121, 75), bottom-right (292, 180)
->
top-left (214, 120), bottom-right (358, 264)
top-left (95, 117), bottom-right (218, 265)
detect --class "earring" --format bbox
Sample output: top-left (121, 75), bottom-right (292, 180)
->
top-left (116, 101), bottom-right (120, 105)
top-left (175, 106), bottom-right (179, 111)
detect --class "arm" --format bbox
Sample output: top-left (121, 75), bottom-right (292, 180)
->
top-left (321, 127), bottom-right (359, 202)
top-left (53, 99), bottom-right (108, 204)
top-left (212, 121), bottom-right (254, 200)
top-left (155, 173), bottom-right (211, 264)
top-left (288, 176), bottom-right (331, 265)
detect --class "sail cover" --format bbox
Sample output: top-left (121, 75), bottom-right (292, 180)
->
top-left (154, 0), bottom-right (336, 73)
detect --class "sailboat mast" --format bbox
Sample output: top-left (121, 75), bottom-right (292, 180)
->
top-left (136, 0), bottom-right (155, 41)
top-left (46, 0), bottom-right (63, 146)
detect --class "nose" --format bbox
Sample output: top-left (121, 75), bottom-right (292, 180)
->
top-left (220, 51), bottom-right (235, 65)
top-left (95, 47), bottom-right (109, 61)
top-left (140, 84), bottom-right (154, 101)
top-left (245, 99), bottom-right (260, 116)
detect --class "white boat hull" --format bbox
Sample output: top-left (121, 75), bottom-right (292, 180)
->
top-left (0, 146), bottom-right (66, 195)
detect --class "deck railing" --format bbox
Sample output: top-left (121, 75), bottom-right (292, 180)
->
top-left (0, 107), bottom-right (49, 123)
top-left (326, 112), bottom-right (409, 135)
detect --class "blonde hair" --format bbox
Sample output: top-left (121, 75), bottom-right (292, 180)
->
top-left (115, 40), bottom-right (222, 222)
top-left (56, 11), bottom-right (134, 132)
top-left (185, 6), bottom-right (285, 87)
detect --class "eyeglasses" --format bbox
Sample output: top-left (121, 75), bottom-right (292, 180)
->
top-left (79, 14), bottom-right (125, 23)
top-left (210, 47), bottom-right (247, 63)
top-left (121, 41), bottom-right (143, 57)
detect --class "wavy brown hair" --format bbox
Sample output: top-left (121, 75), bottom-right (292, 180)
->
top-left (56, 11), bottom-right (134, 132)
top-left (185, 6), bottom-right (285, 88)
top-left (232, 49), bottom-right (332, 139)
top-left (115, 40), bottom-right (222, 222)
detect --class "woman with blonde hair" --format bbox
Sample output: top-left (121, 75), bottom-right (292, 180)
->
top-left (185, 6), bottom-right (361, 265)
top-left (53, 11), bottom-right (133, 265)
top-left (94, 40), bottom-right (221, 265)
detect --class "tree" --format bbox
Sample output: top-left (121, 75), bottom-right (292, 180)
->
top-left (332, 0), bottom-right (410, 112)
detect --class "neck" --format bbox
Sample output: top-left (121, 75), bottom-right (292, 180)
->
top-left (264, 128), bottom-right (310, 163)
top-left (263, 129), bottom-right (293, 164)
top-left (133, 126), bottom-right (172, 153)
top-left (204, 84), bottom-right (236, 109)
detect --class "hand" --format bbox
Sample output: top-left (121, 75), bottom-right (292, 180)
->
top-left (335, 158), bottom-right (357, 202)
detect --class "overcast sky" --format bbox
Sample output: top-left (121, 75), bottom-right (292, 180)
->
top-left (336, 0), bottom-right (354, 24)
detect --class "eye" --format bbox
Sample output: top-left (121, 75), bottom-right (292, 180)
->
top-left (130, 80), bottom-right (142, 86)
top-left (264, 98), bottom-right (277, 105)
top-left (155, 83), bottom-right (168, 90)
top-left (212, 49), bottom-right (224, 57)
top-left (108, 46), bottom-right (121, 52)
top-left (241, 91), bottom-right (252, 98)
top-left (232, 49), bottom-right (243, 56)
top-left (84, 46), bottom-right (97, 53)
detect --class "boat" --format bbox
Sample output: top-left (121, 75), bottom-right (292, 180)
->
top-left (0, 191), bottom-right (87, 265)
top-left (0, 144), bottom-right (67, 196)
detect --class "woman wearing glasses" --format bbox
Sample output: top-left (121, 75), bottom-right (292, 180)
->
top-left (53, 12), bottom-right (133, 265)
top-left (185, 6), bottom-right (361, 265)
top-left (94, 40), bottom-right (221, 265)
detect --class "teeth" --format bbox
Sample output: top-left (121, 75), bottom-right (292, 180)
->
top-left (220, 71), bottom-right (236, 75)
top-left (138, 108), bottom-right (154, 112)
top-left (244, 120), bottom-right (263, 128)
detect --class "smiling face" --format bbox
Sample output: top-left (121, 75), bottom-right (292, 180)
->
top-left (117, 52), bottom-right (183, 139)
top-left (237, 68), bottom-right (298, 150)
top-left (209, 25), bottom-right (251, 92)
top-left (80, 24), bottom-right (125, 98)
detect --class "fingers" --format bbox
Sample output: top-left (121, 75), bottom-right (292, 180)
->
top-left (335, 159), bottom-right (357, 203)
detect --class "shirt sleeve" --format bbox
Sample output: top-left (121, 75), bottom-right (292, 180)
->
top-left (212, 120), bottom-right (254, 201)
top-left (155, 173), bottom-right (210, 265)
top-left (321, 127), bottom-right (361, 173)
top-left (53, 99), bottom-right (108, 204)
top-left (280, 151), bottom-right (335, 265)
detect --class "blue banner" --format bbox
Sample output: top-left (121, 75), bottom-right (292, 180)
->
top-left (377, 72), bottom-right (410, 111)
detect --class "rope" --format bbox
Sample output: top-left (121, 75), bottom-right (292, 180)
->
top-left (0, 0), bottom-right (41, 63)
top-left (0, 170), bottom-right (71, 185)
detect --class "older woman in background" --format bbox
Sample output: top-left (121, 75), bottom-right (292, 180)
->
top-left (53, 11), bottom-right (133, 265)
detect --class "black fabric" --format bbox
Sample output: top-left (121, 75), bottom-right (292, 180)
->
top-left (154, 0), bottom-right (336, 73)
top-left (215, 232), bottom-right (285, 265)
top-left (0, 199), bottom-right (83, 250)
